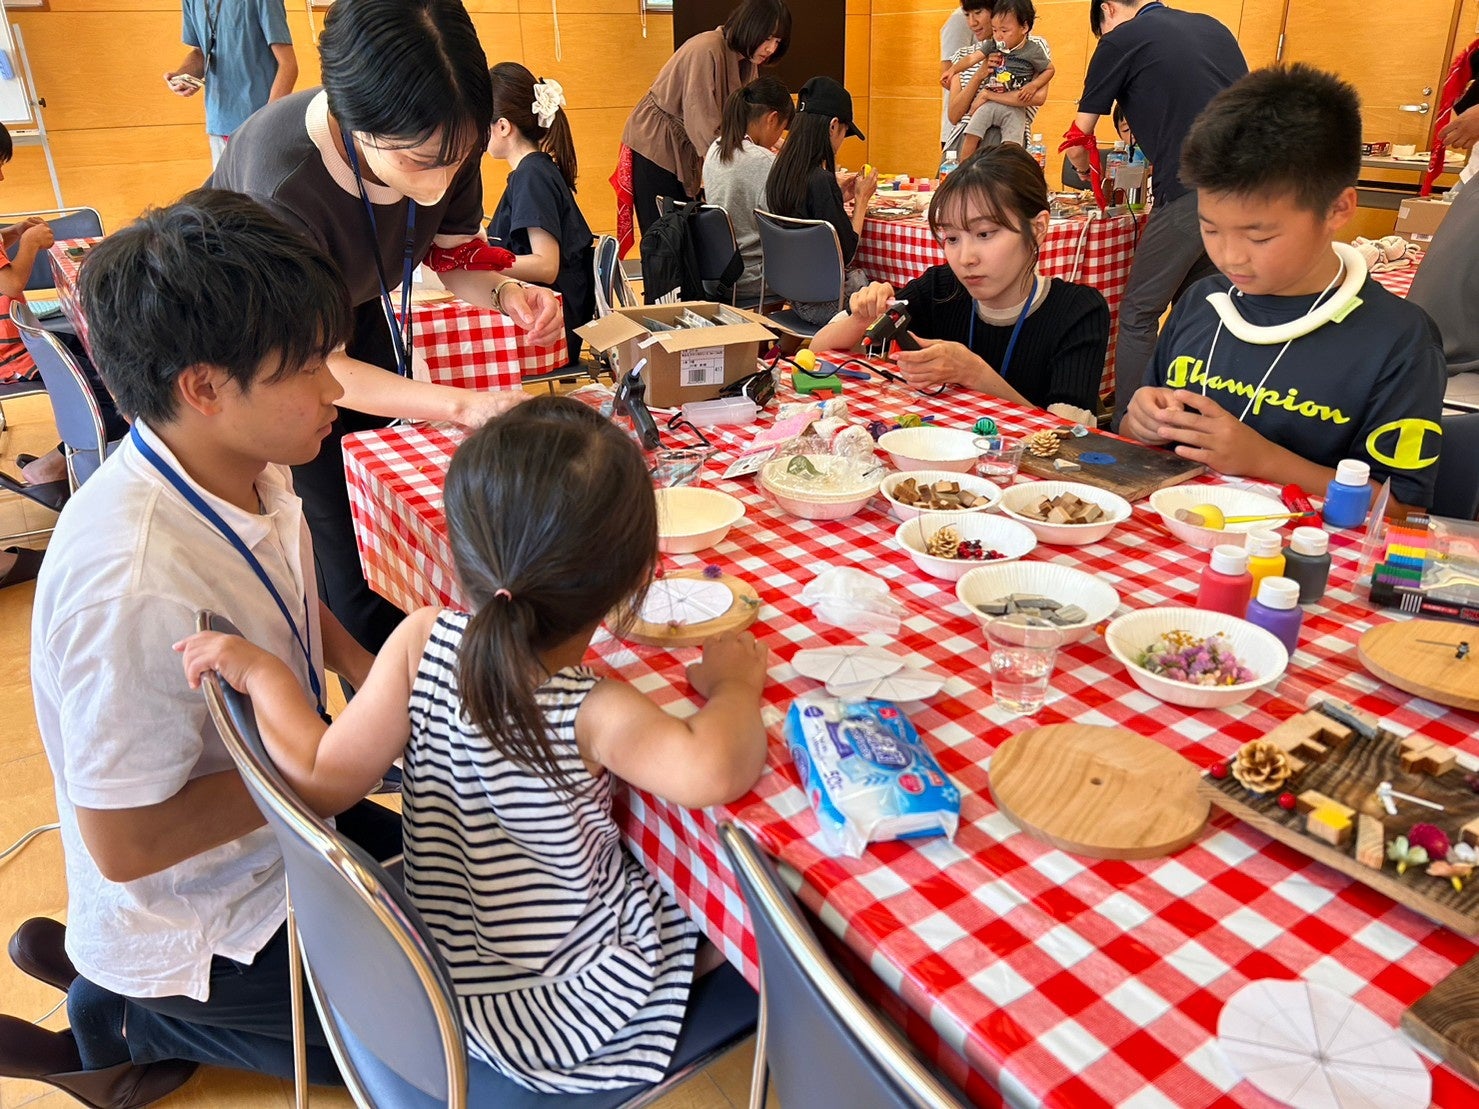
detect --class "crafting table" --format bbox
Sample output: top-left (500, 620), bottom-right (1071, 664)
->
top-left (1372, 253), bottom-right (1423, 299)
top-left (46, 239), bottom-right (561, 388)
top-left (855, 212), bottom-right (1144, 407)
top-left (344, 374), bottom-right (1479, 1108)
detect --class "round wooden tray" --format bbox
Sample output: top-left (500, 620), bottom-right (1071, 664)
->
top-left (618, 570), bottom-right (759, 648)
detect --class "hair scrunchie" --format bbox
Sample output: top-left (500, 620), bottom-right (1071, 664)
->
top-left (532, 78), bottom-right (567, 129)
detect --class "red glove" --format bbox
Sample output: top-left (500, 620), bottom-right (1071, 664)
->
top-left (1058, 124), bottom-right (1109, 210)
top-left (424, 239), bottom-right (517, 273)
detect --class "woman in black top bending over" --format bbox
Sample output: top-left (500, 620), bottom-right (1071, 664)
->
top-left (811, 145), bottom-right (1109, 415)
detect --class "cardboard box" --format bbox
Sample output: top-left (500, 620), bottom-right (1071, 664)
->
top-left (578, 303), bottom-right (776, 408)
top-left (1394, 197), bottom-right (1452, 240)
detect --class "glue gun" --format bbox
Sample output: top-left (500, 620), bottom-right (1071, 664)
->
top-left (863, 302), bottom-right (922, 352)
top-left (613, 357), bottom-right (661, 450)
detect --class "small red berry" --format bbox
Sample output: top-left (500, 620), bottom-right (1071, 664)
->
top-left (1209, 763), bottom-right (1229, 780)
top-left (1278, 792), bottom-right (1297, 811)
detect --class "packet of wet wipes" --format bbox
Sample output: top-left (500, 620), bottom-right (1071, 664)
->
top-left (785, 696), bottom-right (960, 858)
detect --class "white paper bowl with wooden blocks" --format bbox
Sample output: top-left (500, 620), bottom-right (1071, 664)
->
top-left (653, 487), bottom-right (746, 554)
top-left (758, 454), bottom-right (883, 521)
top-left (894, 513), bottom-right (1037, 582)
top-left (956, 562), bottom-right (1120, 644)
top-left (877, 427), bottom-right (983, 473)
top-left (998, 481), bottom-right (1132, 545)
top-left (1149, 485), bottom-right (1289, 550)
top-left (1104, 607), bottom-right (1289, 709)
top-left (880, 470), bottom-right (1003, 522)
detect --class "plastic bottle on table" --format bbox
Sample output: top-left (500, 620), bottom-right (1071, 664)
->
top-left (1027, 134), bottom-right (1046, 169)
top-left (1323, 459), bottom-right (1373, 530)
top-left (1281, 526), bottom-right (1332, 604)
top-left (1245, 530), bottom-right (1287, 593)
top-left (938, 149), bottom-right (959, 184)
top-left (1245, 576), bottom-right (1304, 655)
top-left (1196, 544), bottom-right (1254, 617)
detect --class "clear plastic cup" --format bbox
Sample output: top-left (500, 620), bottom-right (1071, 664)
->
top-left (974, 435), bottom-right (1024, 482)
top-left (650, 446), bottom-right (714, 487)
top-left (986, 615), bottom-right (1062, 715)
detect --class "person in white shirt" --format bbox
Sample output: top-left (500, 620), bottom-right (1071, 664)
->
top-left (0, 189), bottom-right (401, 1106)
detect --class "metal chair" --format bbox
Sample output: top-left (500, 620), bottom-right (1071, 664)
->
top-left (1433, 410), bottom-right (1479, 520)
top-left (593, 233), bottom-right (638, 318)
top-left (753, 211), bottom-right (846, 339)
top-left (10, 300), bottom-right (116, 488)
top-left (655, 198), bottom-right (744, 304)
top-left (198, 611), bottom-right (758, 1109)
top-left (717, 822), bottom-right (970, 1109)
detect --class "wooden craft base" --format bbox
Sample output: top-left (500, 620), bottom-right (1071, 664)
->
top-left (1359, 620), bottom-right (1479, 714)
top-left (618, 570), bottom-right (759, 648)
top-left (989, 724), bottom-right (1208, 860)
top-left (1403, 953), bottom-right (1479, 1086)
top-left (1018, 430), bottom-right (1205, 502)
top-left (1202, 708), bottom-right (1479, 935)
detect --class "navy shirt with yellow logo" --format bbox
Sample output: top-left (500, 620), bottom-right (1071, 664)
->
top-left (1145, 275), bottom-right (1446, 507)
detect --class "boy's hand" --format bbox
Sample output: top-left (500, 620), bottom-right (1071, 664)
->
top-left (987, 52), bottom-right (1004, 68)
top-left (1121, 386), bottom-right (1181, 445)
top-left (688, 630), bottom-right (769, 699)
top-left (164, 72), bottom-right (202, 97)
top-left (20, 222), bottom-right (54, 251)
top-left (848, 282), bottom-right (895, 327)
top-left (175, 631), bottom-right (277, 692)
top-left (1153, 390), bottom-right (1270, 479)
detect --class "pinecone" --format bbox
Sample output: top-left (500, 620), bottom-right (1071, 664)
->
top-left (1025, 430), bottom-right (1060, 458)
top-left (926, 524), bottom-right (961, 559)
top-left (1231, 741), bottom-right (1293, 794)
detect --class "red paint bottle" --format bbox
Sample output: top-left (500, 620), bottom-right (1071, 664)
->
top-left (1197, 544), bottom-right (1254, 617)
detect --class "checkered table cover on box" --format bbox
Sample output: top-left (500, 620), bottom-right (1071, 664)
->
top-left (343, 375), bottom-right (1478, 1109)
top-left (49, 238), bottom-right (564, 387)
top-left (1372, 254), bottom-right (1422, 299)
top-left (854, 213), bottom-right (1145, 407)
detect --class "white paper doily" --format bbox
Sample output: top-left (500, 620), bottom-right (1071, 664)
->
top-left (792, 646), bottom-right (946, 702)
top-left (1217, 980), bottom-right (1430, 1109)
top-left (638, 578), bottom-right (734, 626)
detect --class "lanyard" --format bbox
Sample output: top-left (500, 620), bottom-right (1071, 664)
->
top-left (130, 427), bottom-right (326, 719)
top-left (968, 275), bottom-right (1037, 383)
top-left (202, 0), bottom-right (220, 71)
top-left (341, 132), bottom-right (418, 378)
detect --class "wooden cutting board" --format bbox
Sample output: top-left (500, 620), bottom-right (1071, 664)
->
top-left (617, 570), bottom-right (760, 648)
top-left (1403, 954), bottom-right (1479, 1085)
top-left (1018, 431), bottom-right (1205, 503)
top-left (1358, 620), bottom-right (1479, 713)
top-left (989, 724), bottom-right (1208, 859)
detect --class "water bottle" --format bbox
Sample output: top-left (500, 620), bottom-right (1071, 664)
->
top-left (938, 149), bottom-right (959, 184)
top-left (1027, 134), bottom-right (1046, 170)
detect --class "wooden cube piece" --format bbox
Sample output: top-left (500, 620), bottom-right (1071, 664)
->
top-left (1296, 790), bottom-right (1354, 821)
top-left (1307, 805), bottom-right (1354, 847)
top-left (1415, 745), bottom-right (1458, 776)
top-left (1263, 712), bottom-right (1352, 763)
top-left (1355, 814), bottom-right (1385, 868)
top-left (1462, 818), bottom-right (1479, 849)
top-left (1400, 736), bottom-right (1436, 773)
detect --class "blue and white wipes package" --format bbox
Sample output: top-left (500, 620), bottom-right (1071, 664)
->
top-left (785, 696), bottom-right (960, 858)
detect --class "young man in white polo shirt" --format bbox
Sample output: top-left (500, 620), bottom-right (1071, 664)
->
top-left (0, 190), bottom-right (401, 1106)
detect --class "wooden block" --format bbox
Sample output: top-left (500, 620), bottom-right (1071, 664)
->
top-left (1296, 790), bottom-right (1354, 821)
top-left (1403, 954), bottom-right (1479, 1087)
top-left (1463, 818), bottom-right (1479, 849)
top-left (1416, 745), bottom-right (1459, 776)
top-left (1400, 736), bottom-right (1436, 773)
top-left (1356, 814), bottom-right (1385, 868)
top-left (1307, 805), bottom-right (1354, 848)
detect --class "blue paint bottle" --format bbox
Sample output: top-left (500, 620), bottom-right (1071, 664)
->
top-left (1323, 459), bottom-right (1372, 530)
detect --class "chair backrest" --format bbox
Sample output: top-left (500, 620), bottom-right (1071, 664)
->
top-left (10, 300), bottom-right (109, 485)
top-left (754, 211), bottom-right (845, 308)
top-left (197, 612), bottom-right (468, 1109)
top-left (3, 208), bottom-right (104, 291)
top-left (717, 823), bottom-right (969, 1109)
top-left (1060, 151), bottom-right (1115, 193)
top-left (1433, 411), bottom-right (1479, 520)
top-left (593, 233), bottom-right (637, 317)
top-left (657, 198), bottom-right (743, 299)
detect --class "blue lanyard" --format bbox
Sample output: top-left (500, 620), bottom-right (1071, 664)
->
top-left (341, 132), bottom-right (418, 378)
top-left (130, 427), bottom-right (326, 718)
top-left (968, 275), bottom-right (1037, 383)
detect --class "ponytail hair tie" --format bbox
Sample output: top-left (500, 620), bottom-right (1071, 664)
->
top-left (494, 588), bottom-right (513, 602)
top-left (531, 78), bottom-right (566, 129)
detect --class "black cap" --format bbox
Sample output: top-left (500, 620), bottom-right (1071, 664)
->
top-left (796, 76), bottom-right (864, 140)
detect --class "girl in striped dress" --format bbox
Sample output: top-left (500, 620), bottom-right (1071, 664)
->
top-left (178, 395), bottom-right (771, 1092)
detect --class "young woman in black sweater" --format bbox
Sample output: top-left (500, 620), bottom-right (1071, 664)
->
top-left (811, 145), bottom-right (1109, 414)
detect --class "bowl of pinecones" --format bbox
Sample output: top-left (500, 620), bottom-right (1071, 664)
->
top-left (894, 512), bottom-right (1037, 582)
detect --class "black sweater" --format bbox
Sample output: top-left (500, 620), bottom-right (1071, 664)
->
top-left (897, 267), bottom-right (1110, 412)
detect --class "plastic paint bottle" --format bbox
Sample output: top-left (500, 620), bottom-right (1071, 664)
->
top-left (1197, 544), bottom-right (1254, 617)
top-left (1281, 527), bottom-right (1332, 604)
top-left (1245, 530), bottom-right (1287, 593)
top-left (1245, 576), bottom-right (1304, 655)
top-left (1323, 459), bottom-right (1373, 530)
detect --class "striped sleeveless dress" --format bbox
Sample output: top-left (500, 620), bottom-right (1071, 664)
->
top-left (403, 611), bottom-right (699, 1093)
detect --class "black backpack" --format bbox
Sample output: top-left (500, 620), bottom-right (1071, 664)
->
top-left (640, 203), bottom-right (742, 304)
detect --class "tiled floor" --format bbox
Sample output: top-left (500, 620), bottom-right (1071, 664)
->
top-left (0, 393), bottom-right (760, 1108)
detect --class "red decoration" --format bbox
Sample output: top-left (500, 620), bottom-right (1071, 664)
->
top-left (1209, 762), bottom-right (1229, 780)
top-left (1278, 792), bottom-right (1297, 811)
top-left (424, 240), bottom-right (516, 273)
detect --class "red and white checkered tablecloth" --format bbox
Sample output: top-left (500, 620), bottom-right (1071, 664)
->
top-left (854, 213), bottom-right (1145, 407)
top-left (1371, 253), bottom-right (1423, 299)
top-left (343, 375), bottom-right (1479, 1109)
top-left (48, 238), bottom-right (564, 386)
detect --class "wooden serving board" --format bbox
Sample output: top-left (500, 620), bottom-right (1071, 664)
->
top-left (618, 570), bottom-right (759, 648)
top-left (1403, 954), bottom-right (1479, 1086)
top-left (1359, 620), bottom-right (1479, 713)
top-left (1202, 707), bottom-right (1479, 935)
top-left (989, 724), bottom-right (1208, 859)
top-left (1017, 431), bottom-right (1205, 502)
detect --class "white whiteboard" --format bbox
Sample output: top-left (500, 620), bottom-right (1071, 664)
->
top-left (0, 8), bottom-right (33, 127)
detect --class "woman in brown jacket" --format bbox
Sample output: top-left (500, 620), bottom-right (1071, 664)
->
top-left (622, 0), bottom-right (792, 234)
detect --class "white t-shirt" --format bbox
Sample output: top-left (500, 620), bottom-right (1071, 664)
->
top-left (31, 421), bottom-right (325, 1001)
top-left (940, 10), bottom-right (973, 144)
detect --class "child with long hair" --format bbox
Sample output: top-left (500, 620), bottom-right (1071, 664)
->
top-left (763, 76), bottom-right (877, 325)
top-left (486, 62), bottom-right (595, 363)
top-left (702, 77), bottom-right (794, 302)
top-left (178, 396), bottom-right (771, 1093)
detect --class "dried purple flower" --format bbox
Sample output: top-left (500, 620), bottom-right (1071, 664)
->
top-left (702, 564), bottom-right (723, 580)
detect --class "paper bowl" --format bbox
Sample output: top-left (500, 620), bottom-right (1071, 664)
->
top-left (758, 455), bottom-right (883, 521)
top-left (1149, 486), bottom-right (1290, 550)
top-left (877, 427), bottom-right (983, 473)
top-left (956, 562), bottom-right (1120, 644)
top-left (998, 481), bottom-right (1133, 546)
top-left (1104, 607), bottom-right (1288, 708)
top-left (894, 513), bottom-right (1037, 582)
top-left (654, 487), bottom-right (745, 554)
top-left (880, 469), bottom-right (1003, 521)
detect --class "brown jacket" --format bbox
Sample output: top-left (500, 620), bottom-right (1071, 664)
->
top-left (622, 28), bottom-right (754, 196)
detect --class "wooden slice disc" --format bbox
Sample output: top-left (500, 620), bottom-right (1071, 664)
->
top-left (618, 570), bottom-right (760, 648)
top-left (1359, 620), bottom-right (1479, 713)
top-left (989, 724), bottom-right (1207, 860)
